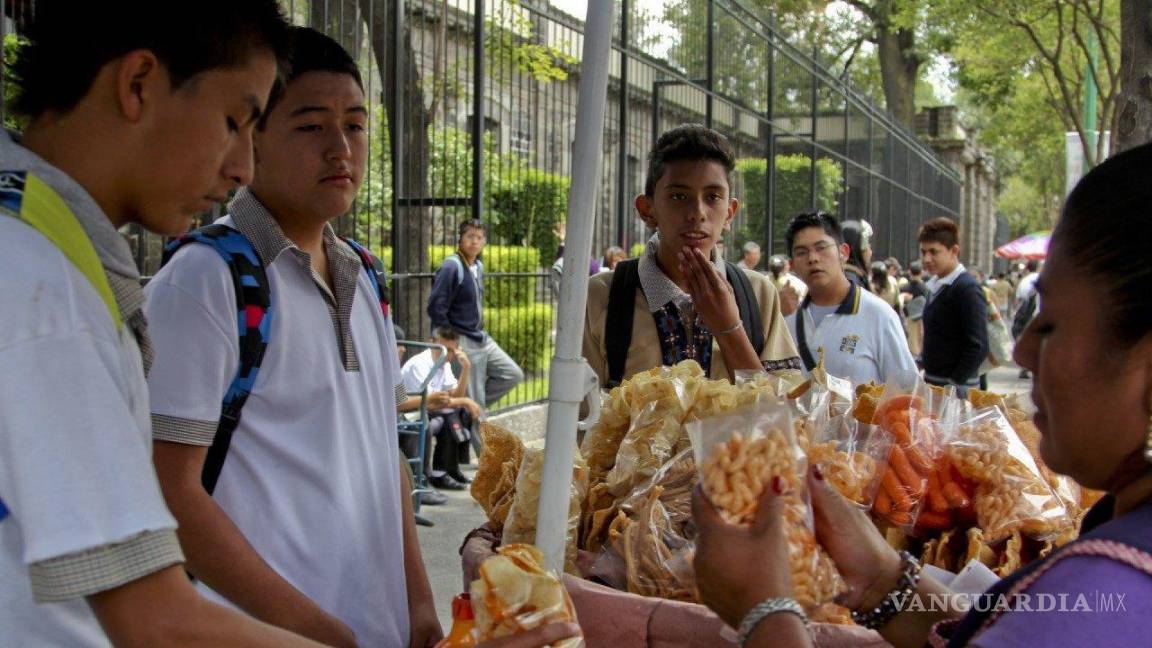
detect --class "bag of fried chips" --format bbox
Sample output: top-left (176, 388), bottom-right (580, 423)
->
top-left (807, 413), bottom-right (892, 509)
top-left (502, 440), bottom-right (588, 574)
top-left (603, 363), bottom-right (703, 497)
top-left (471, 544), bottom-right (583, 647)
top-left (470, 423), bottom-right (527, 533)
top-left (944, 407), bottom-right (1072, 543)
top-left (686, 396), bottom-right (844, 612)
top-left (591, 448), bottom-right (699, 602)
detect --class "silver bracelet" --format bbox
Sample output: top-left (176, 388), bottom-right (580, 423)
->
top-left (736, 597), bottom-right (810, 646)
top-left (714, 320), bottom-right (744, 336)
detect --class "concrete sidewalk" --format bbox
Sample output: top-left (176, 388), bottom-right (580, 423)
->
top-left (415, 366), bottom-right (1035, 628)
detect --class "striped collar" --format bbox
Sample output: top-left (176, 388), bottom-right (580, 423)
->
top-left (799, 279), bottom-right (860, 315)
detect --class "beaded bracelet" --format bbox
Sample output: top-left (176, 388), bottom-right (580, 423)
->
top-left (736, 597), bottom-right (810, 646)
top-left (850, 550), bottom-right (923, 630)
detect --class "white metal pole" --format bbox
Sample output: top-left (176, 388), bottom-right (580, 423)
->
top-left (535, 0), bottom-right (616, 573)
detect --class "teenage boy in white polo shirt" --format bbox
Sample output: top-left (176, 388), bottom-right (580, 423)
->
top-left (0, 3), bottom-right (329, 646)
top-left (783, 212), bottom-right (917, 387)
top-left (145, 28), bottom-right (440, 647)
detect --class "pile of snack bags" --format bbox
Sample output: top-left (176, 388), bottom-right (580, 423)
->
top-left (469, 359), bottom-right (1099, 626)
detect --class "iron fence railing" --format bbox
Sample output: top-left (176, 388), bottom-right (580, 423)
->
top-left (0, 0), bottom-right (961, 411)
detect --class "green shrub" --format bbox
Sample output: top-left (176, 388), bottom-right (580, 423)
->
top-left (428, 244), bottom-right (541, 307)
top-left (484, 303), bottom-right (554, 373)
top-left (735, 155), bottom-right (842, 255)
top-left (488, 168), bottom-right (570, 265)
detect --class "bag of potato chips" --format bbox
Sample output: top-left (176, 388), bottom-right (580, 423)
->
top-left (471, 544), bottom-right (583, 647)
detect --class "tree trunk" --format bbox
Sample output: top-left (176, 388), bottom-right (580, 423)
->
top-left (1114, 0), bottom-right (1152, 153)
top-left (875, 21), bottom-right (920, 128)
top-left (361, 0), bottom-right (432, 340)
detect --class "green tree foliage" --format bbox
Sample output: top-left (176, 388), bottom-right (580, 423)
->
top-left (734, 155), bottom-right (842, 254)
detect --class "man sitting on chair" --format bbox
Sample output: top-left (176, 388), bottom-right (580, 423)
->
top-left (400, 326), bottom-right (482, 491)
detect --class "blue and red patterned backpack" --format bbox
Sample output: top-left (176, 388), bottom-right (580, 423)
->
top-left (162, 224), bottom-right (388, 494)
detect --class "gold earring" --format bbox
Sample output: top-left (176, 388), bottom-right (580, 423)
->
top-left (1142, 415), bottom-right (1152, 461)
top-left (1145, 415), bottom-right (1152, 463)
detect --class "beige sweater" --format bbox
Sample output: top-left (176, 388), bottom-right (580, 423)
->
top-left (583, 265), bottom-right (802, 387)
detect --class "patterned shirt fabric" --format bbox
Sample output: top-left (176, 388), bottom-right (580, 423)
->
top-left (229, 187), bottom-right (365, 371)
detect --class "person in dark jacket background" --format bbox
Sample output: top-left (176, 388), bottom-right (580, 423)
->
top-left (427, 219), bottom-right (524, 410)
top-left (918, 217), bottom-right (988, 396)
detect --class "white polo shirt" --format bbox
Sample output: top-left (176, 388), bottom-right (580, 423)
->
top-left (145, 190), bottom-right (409, 646)
top-left (785, 282), bottom-right (918, 387)
top-left (401, 348), bottom-right (458, 394)
top-left (1, 135), bottom-right (182, 646)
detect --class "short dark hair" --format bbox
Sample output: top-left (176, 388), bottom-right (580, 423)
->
top-left (1025, 259), bottom-right (1040, 273)
top-left (1058, 141), bottom-right (1152, 348)
top-left (10, 1), bottom-right (289, 119)
top-left (644, 124), bottom-right (735, 196)
top-left (785, 211), bottom-right (842, 254)
top-left (458, 218), bottom-right (486, 238)
top-left (909, 261), bottom-right (923, 275)
top-left (918, 217), bottom-right (960, 249)
top-left (433, 326), bottom-right (459, 342)
top-left (258, 26), bottom-right (364, 130)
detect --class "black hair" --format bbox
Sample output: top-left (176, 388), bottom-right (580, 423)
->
top-left (841, 220), bottom-right (870, 270)
top-left (909, 261), bottom-right (923, 275)
top-left (258, 26), bottom-right (364, 130)
top-left (644, 124), bottom-right (735, 196)
top-left (784, 211), bottom-right (842, 254)
top-left (1058, 142), bottom-right (1152, 348)
top-left (1025, 259), bottom-right (1040, 273)
top-left (433, 325), bottom-right (460, 342)
top-left (10, 0), bottom-right (289, 119)
top-left (458, 218), bottom-right (486, 238)
top-left (870, 262), bottom-right (890, 290)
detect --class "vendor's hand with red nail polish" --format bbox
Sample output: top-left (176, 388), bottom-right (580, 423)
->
top-left (807, 466), bottom-right (902, 611)
top-left (691, 478), bottom-right (793, 628)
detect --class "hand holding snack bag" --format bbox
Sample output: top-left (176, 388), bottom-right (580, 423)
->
top-left (471, 544), bottom-right (584, 647)
top-left (687, 397), bottom-right (844, 612)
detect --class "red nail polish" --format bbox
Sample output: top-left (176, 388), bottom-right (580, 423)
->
top-left (813, 465), bottom-right (825, 481)
top-left (771, 476), bottom-right (783, 494)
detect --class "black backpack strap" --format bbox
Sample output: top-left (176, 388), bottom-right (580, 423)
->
top-left (605, 258), bottom-right (640, 387)
top-left (793, 303), bottom-right (818, 372)
top-left (724, 261), bottom-right (764, 356)
top-left (161, 224), bottom-right (272, 495)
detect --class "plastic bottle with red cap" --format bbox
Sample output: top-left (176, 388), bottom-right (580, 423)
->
top-left (434, 593), bottom-right (477, 647)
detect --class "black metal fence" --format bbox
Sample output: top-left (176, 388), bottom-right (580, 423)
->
top-left (1, 0), bottom-right (960, 410)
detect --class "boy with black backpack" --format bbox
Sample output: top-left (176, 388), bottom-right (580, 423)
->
top-left (0, 3), bottom-right (330, 646)
top-left (582, 124), bottom-right (801, 387)
top-left (144, 28), bottom-right (440, 647)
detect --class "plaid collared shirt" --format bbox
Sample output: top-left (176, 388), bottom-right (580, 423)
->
top-left (229, 188), bottom-right (366, 371)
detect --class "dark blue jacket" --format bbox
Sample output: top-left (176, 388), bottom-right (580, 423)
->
top-left (922, 270), bottom-right (988, 386)
top-left (427, 253), bottom-right (485, 342)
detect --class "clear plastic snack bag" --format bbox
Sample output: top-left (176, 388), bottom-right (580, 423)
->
top-left (686, 397), bottom-right (844, 612)
top-left (944, 407), bottom-right (1073, 543)
top-left (471, 544), bottom-right (584, 647)
top-left (502, 440), bottom-right (587, 574)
